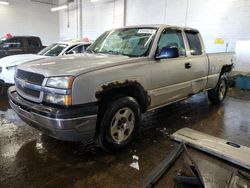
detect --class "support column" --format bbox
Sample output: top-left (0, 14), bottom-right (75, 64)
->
top-left (123, 0), bottom-right (127, 27)
top-left (79, 0), bottom-right (83, 38)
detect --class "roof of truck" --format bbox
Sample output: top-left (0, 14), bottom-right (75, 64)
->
top-left (7, 36), bottom-right (40, 38)
top-left (115, 24), bottom-right (199, 32)
top-left (55, 40), bottom-right (91, 46)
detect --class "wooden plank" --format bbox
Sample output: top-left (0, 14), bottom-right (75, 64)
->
top-left (171, 128), bottom-right (250, 170)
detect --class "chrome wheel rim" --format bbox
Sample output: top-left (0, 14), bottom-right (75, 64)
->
top-left (219, 80), bottom-right (226, 101)
top-left (110, 107), bottom-right (135, 144)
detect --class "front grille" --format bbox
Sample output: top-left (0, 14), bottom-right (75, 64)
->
top-left (16, 81), bottom-right (40, 98)
top-left (16, 69), bottom-right (44, 86)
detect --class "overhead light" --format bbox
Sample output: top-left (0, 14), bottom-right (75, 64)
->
top-left (51, 5), bottom-right (68, 12)
top-left (90, 0), bottom-right (99, 2)
top-left (0, 1), bottom-right (9, 5)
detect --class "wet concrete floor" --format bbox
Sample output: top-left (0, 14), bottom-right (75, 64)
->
top-left (0, 88), bottom-right (249, 188)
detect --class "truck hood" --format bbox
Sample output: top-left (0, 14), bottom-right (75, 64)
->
top-left (0, 54), bottom-right (45, 68)
top-left (18, 53), bottom-right (140, 77)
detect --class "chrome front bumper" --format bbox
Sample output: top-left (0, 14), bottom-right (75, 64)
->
top-left (8, 86), bottom-right (98, 141)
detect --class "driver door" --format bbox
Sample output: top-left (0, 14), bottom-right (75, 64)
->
top-left (150, 28), bottom-right (193, 108)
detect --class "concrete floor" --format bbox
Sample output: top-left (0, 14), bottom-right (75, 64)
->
top-left (0, 88), bottom-right (249, 188)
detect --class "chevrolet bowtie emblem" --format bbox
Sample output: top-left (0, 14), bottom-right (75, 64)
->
top-left (19, 79), bottom-right (26, 88)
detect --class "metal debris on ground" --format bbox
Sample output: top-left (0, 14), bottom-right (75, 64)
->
top-left (130, 155), bottom-right (140, 171)
top-left (142, 143), bottom-right (204, 188)
top-left (159, 127), bottom-right (169, 136)
top-left (227, 170), bottom-right (250, 188)
top-left (171, 128), bottom-right (250, 170)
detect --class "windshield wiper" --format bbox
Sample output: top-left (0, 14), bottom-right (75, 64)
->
top-left (87, 50), bottom-right (139, 58)
top-left (121, 53), bottom-right (139, 58)
top-left (98, 51), bottom-right (139, 57)
top-left (86, 49), bottom-right (97, 54)
top-left (98, 50), bottom-right (122, 55)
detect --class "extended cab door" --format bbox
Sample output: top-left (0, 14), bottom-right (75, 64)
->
top-left (184, 30), bottom-right (208, 93)
top-left (26, 37), bottom-right (43, 54)
top-left (150, 28), bottom-right (193, 108)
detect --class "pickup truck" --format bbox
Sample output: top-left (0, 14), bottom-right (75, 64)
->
top-left (8, 25), bottom-right (235, 152)
top-left (0, 40), bottom-right (91, 85)
top-left (0, 35), bottom-right (44, 59)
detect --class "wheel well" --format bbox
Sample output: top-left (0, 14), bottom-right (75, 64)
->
top-left (95, 81), bottom-right (150, 113)
top-left (220, 64), bottom-right (233, 76)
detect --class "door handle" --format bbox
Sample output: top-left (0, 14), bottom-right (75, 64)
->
top-left (185, 62), bottom-right (192, 69)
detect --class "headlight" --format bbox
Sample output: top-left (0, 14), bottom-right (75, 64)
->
top-left (6, 65), bottom-right (17, 71)
top-left (44, 93), bottom-right (71, 106)
top-left (46, 76), bottom-right (74, 89)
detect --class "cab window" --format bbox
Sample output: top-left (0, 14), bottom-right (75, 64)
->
top-left (66, 44), bottom-right (90, 54)
top-left (185, 31), bottom-right (202, 55)
top-left (38, 43), bottom-right (68, 56)
top-left (68, 45), bottom-right (85, 54)
top-left (157, 29), bottom-right (186, 56)
top-left (27, 37), bottom-right (41, 48)
top-left (4, 38), bottom-right (23, 48)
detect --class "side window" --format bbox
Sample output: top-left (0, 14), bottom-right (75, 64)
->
top-left (157, 29), bottom-right (186, 56)
top-left (185, 31), bottom-right (202, 55)
top-left (27, 38), bottom-right (40, 48)
top-left (66, 44), bottom-right (87, 54)
top-left (72, 45), bottom-right (84, 53)
top-left (5, 38), bottom-right (23, 48)
top-left (65, 45), bottom-right (77, 54)
top-left (84, 44), bottom-right (91, 50)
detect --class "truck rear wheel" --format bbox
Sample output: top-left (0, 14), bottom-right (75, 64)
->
top-left (97, 96), bottom-right (141, 152)
top-left (98, 97), bottom-right (141, 152)
top-left (208, 75), bottom-right (228, 105)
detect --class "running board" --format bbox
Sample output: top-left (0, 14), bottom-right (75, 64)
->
top-left (171, 128), bottom-right (250, 170)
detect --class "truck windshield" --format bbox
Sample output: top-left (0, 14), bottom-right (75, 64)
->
top-left (38, 43), bottom-right (68, 56)
top-left (88, 28), bottom-right (157, 57)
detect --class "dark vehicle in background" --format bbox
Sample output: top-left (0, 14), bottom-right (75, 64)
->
top-left (0, 35), bottom-right (44, 58)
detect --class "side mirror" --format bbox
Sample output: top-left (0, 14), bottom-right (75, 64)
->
top-left (155, 47), bottom-right (179, 60)
top-left (189, 49), bottom-right (196, 56)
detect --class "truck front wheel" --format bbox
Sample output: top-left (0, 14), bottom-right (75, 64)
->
top-left (208, 75), bottom-right (228, 105)
top-left (97, 96), bottom-right (141, 152)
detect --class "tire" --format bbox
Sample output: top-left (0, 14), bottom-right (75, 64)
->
top-left (208, 75), bottom-right (228, 105)
top-left (97, 96), bottom-right (141, 152)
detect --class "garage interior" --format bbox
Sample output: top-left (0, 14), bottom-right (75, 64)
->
top-left (0, 0), bottom-right (250, 188)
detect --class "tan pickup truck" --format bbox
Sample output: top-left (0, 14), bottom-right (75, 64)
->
top-left (8, 25), bottom-right (235, 151)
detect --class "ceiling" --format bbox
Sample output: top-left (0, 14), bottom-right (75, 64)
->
top-left (30, 0), bottom-right (59, 5)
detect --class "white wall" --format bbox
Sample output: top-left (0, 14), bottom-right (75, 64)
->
top-left (126, 0), bottom-right (250, 53)
top-left (59, 0), bottom-right (124, 40)
top-left (82, 0), bottom-right (124, 39)
top-left (126, 0), bottom-right (167, 25)
top-left (59, 1), bottom-right (78, 40)
top-left (0, 0), bottom-right (59, 45)
top-left (127, 0), bottom-right (250, 72)
top-left (59, 0), bottom-right (250, 72)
